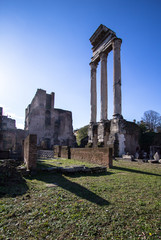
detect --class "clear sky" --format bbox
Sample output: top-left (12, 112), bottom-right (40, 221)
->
top-left (0, 0), bottom-right (161, 129)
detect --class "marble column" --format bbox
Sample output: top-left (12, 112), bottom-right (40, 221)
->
top-left (90, 62), bottom-right (97, 123)
top-left (113, 38), bottom-right (122, 118)
top-left (100, 52), bottom-right (108, 121)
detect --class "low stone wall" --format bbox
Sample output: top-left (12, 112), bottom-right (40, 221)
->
top-left (37, 150), bottom-right (54, 159)
top-left (54, 146), bottom-right (70, 159)
top-left (61, 146), bottom-right (71, 159)
top-left (55, 146), bottom-right (113, 168)
top-left (71, 147), bottom-right (113, 168)
top-left (54, 145), bottom-right (61, 157)
top-left (24, 134), bottom-right (37, 171)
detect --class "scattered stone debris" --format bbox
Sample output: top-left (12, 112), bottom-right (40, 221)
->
top-left (154, 152), bottom-right (160, 161)
top-left (148, 159), bottom-right (160, 164)
top-left (148, 152), bottom-right (161, 164)
top-left (41, 165), bottom-right (107, 174)
top-left (122, 154), bottom-right (134, 161)
top-left (46, 183), bottom-right (59, 187)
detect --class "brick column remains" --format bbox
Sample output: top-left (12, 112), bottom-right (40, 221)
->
top-left (24, 134), bottom-right (37, 171)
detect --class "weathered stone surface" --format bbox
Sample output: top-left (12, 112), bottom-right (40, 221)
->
top-left (56, 147), bottom-right (113, 168)
top-left (0, 107), bottom-right (27, 155)
top-left (41, 165), bottom-right (107, 174)
top-left (122, 154), bottom-right (134, 161)
top-left (113, 38), bottom-right (122, 118)
top-left (93, 118), bottom-right (140, 157)
top-left (88, 25), bottom-right (141, 157)
top-left (90, 24), bottom-right (116, 61)
top-left (90, 62), bottom-right (97, 123)
top-left (25, 89), bottom-right (75, 148)
top-left (153, 152), bottom-right (160, 161)
top-left (100, 52), bottom-right (108, 121)
top-left (89, 25), bottom-right (122, 124)
top-left (148, 159), bottom-right (160, 164)
top-left (24, 134), bottom-right (37, 171)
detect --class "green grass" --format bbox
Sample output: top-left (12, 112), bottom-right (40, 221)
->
top-left (0, 159), bottom-right (161, 239)
top-left (37, 158), bottom-right (100, 169)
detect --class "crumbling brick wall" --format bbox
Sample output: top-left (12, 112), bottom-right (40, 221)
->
top-left (24, 134), bottom-right (37, 170)
top-left (70, 147), bottom-right (113, 168)
top-left (56, 146), bottom-right (113, 168)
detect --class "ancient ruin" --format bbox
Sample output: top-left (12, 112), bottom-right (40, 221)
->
top-left (0, 107), bottom-right (27, 158)
top-left (88, 25), bottom-right (140, 156)
top-left (25, 89), bottom-right (75, 148)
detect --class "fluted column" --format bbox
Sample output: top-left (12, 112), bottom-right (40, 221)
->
top-left (100, 52), bottom-right (108, 121)
top-left (113, 38), bottom-right (122, 118)
top-left (90, 61), bottom-right (97, 123)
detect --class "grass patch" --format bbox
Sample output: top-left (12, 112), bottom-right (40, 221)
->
top-left (37, 158), bottom-right (100, 169)
top-left (0, 159), bottom-right (161, 239)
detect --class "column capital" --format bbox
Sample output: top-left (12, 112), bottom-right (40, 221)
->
top-left (99, 52), bottom-right (108, 61)
top-left (112, 38), bottom-right (122, 50)
top-left (90, 61), bottom-right (98, 70)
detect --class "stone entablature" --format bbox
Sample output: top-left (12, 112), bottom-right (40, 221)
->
top-left (90, 24), bottom-right (116, 63)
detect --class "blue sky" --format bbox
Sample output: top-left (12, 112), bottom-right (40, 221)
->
top-left (0, 0), bottom-right (161, 129)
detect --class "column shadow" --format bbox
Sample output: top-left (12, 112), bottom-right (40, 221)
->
top-left (112, 166), bottom-right (161, 177)
top-left (27, 172), bottom-right (110, 206)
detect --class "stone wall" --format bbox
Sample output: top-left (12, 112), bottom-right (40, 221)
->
top-left (0, 107), bottom-right (27, 157)
top-left (24, 134), bottom-right (37, 171)
top-left (54, 145), bottom-right (61, 157)
top-left (56, 146), bottom-right (113, 168)
top-left (61, 146), bottom-right (71, 159)
top-left (0, 129), bottom-right (27, 153)
top-left (71, 148), bottom-right (113, 168)
top-left (89, 119), bottom-right (140, 157)
top-left (54, 109), bottom-right (74, 146)
top-left (25, 89), bottom-right (75, 148)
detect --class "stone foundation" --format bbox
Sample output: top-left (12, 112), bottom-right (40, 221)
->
top-left (88, 119), bottom-right (140, 157)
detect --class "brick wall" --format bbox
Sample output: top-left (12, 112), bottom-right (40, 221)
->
top-left (56, 146), bottom-right (113, 168)
top-left (61, 146), bottom-right (71, 159)
top-left (24, 134), bottom-right (37, 170)
top-left (71, 147), bottom-right (113, 168)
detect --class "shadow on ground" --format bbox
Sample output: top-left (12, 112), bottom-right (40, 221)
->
top-left (0, 181), bottom-right (29, 198)
top-left (0, 160), bottom-right (29, 198)
top-left (26, 171), bottom-right (110, 206)
top-left (112, 166), bottom-right (161, 177)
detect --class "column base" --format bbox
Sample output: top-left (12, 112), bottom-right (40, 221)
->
top-left (113, 113), bottom-right (123, 119)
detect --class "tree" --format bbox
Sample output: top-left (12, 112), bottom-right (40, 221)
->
top-left (137, 120), bottom-right (148, 133)
top-left (76, 125), bottom-right (88, 146)
top-left (142, 110), bottom-right (161, 132)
